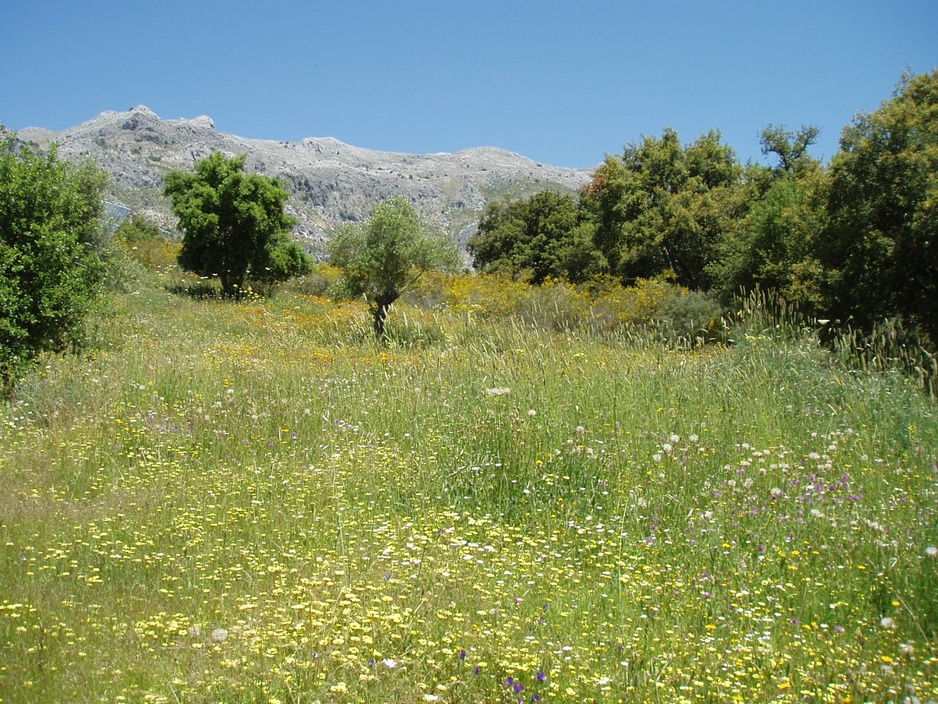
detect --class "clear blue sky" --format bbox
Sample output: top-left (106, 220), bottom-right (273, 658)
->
top-left (2, 0), bottom-right (936, 169)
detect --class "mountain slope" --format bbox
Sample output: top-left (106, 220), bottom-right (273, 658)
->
top-left (15, 106), bottom-right (593, 251)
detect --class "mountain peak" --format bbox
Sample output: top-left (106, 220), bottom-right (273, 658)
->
top-left (13, 109), bottom-right (592, 251)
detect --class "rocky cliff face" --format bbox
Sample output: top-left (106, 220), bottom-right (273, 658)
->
top-left (15, 106), bottom-right (593, 252)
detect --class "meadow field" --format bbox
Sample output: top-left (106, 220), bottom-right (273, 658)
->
top-left (1, 270), bottom-right (936, 703)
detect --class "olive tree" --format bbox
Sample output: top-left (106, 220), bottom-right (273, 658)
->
top-left (327, 197), bottom-right (459, 338)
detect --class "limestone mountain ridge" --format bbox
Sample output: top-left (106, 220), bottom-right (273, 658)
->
top-left (13, 105), bottom-right (593, 251)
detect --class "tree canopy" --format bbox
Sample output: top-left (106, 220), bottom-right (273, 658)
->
top-left (328, 196), bottom-right (459, 338)
top-left (467, 191), bottom-right (602, 284)
top-left (164, 152), bottom-right (311, 297)
top-left (820, 70), bottom-right (938, 342)
top-left (0, 140), bottom-right (108, 391)
top-left (579, 128), bottom-right (745, 290)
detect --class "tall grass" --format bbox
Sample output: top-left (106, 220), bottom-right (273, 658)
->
top-left (1, 272), bottom-right (936, 703)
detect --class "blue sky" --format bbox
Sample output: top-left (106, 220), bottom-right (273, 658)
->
top-left (2, 1), bottom-right (936, 169)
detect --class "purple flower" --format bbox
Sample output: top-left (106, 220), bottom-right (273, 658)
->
top-left (474, 667), bottom-right (481, 675)
top-left (459, 648), bottom-right (467, 660)
top-left (506, 677), bottom-right (514, 686)
top-left (514, 682), bottom-right (525, 693)
top-left (532, 696), bottom-right (541, 703)
top-left (536, 669), bottom-right (547, 682)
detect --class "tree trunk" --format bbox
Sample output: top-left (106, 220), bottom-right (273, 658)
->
top-left (372, 290), bottom-right (399, 340)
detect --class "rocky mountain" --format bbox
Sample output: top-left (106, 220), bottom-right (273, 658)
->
top-left (13, 106), bottom-right (593, 253)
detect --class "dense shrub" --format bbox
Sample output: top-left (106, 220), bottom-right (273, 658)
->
top-left (0, 140), bottom-right (108, 392)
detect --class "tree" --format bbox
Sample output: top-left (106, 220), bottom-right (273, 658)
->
top-left (164, 153), bottom-right (311, 297)
top-left (710, 126), bottom-right (827, 307)
top-left (580, 128), bottom-right (745, 289)
top-left (712, 167), bottom-right (828, 308)
top-left (327, 197), bottom-right (459, 338)
top-left (467, 191), bottom-right (604, 283)
top-left (759, 123), bottom-right (820, 174)
top-left (820, 70), bottom-right (938, 341)
top-left (0, 139), bottom-right (108, 391)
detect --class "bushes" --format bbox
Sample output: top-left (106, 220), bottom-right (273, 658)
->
top-left (0, 140), bottom-right (108, 393)
top-left (410, 272), bottom-right (723, 342)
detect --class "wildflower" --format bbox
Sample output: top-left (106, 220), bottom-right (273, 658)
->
top-left (458, 649), bottom-right (467, 660)
top-left (528, 409), bottom-right (537, 417)
top-left (382, 658), bottom-right (398, 668)
top-left (926, 546), bottom-right (937, 557)
top-left (210, 628), bottom-right (228, 642)
top-left (880, 617), bottom-right (897, 630)
top-left (536, 670), bottom-right (547, 682)
top-left (483, 387), bottom-right (511, 396)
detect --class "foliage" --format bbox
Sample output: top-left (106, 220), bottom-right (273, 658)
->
top-left (712, 167), bottom-right (828, 310)
top-left (580, 128), bottom-right (746, 289)
top-left (0, 139), bottom-right (108, 392)
top-left (467, 190), bottom-right (604, 283)
top-left (164, 152), bottom-right (312, 298)
top-left (327, 196), bottom-right (459, 338)
top-left (759, 123), bottom-right (821, 175)
top-left (820, 69), bottom-right (938, 343)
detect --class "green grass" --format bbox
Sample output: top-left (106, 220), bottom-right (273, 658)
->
top-left (1, 278), bottom-right (937, 703)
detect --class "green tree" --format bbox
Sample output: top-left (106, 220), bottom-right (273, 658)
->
top-left (759, 123), bottom-right (820, 174)
top-left (580, 128), bottom-right (744, 289)
top-left (328, 197), bottom-right (459, 338)
top-left (711, 126), bottom-right (828, 308)
top-left (821, 70), bottom-right (938, 341)
top-left (0, 139), bottom-right (108, 391)
top-left (467, 191), bottom-right (603, 283)
top-left (164, 153), bottom-right (311, 297)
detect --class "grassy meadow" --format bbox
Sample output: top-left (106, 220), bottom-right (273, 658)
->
top-left (1, 264), bottom-right (937, 703)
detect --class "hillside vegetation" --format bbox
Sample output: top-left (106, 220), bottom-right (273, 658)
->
top-left (1, 260), bottom-right (936, 703)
